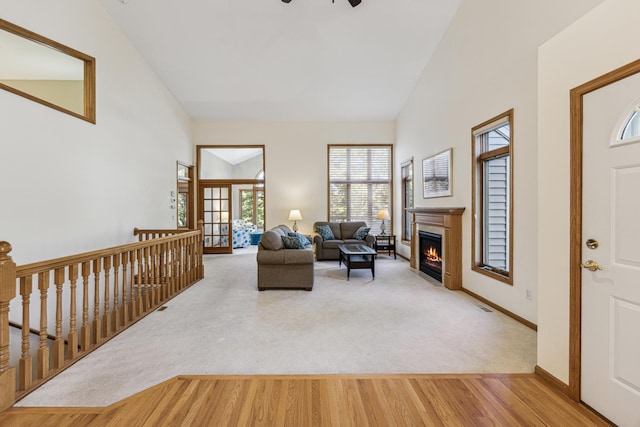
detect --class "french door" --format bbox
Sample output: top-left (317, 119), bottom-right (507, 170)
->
top-left (199, 182), bottom-right (232, 254)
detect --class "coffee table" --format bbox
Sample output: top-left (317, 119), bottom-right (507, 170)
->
top-left (338, 244), bottom-right (377, 280)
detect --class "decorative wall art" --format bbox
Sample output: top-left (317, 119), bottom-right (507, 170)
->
top-left (422, 148), bottom-right (452, 198)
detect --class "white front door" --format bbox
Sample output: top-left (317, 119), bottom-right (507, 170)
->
top-left (581, 71), bottom-right (640, 426)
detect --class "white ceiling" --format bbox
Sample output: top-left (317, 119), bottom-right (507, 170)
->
top-left (99, 0), bottom-right (462, 122)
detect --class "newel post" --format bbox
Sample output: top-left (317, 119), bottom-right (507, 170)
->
top-left (0, 241), bottom-right (17, 411)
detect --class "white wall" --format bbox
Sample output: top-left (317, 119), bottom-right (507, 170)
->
top-left (193, 121), bottom-right (395, 235)
top-left (0, 0), bottom-right (193, 265)
top-left (395, 0), bottom-right (603, 324)
top-left (199, 150), bottom-right (233, 179)
top-left (538, 0), bottom-right (640, 383)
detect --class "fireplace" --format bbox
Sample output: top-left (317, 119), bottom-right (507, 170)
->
top-left (419, 231), bottom-right (443, 282)
top-left (408, 207), bottom-right (464, 290)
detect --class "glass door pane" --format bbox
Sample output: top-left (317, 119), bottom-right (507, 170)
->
top-left (200, 182), bottom-right (232, 254)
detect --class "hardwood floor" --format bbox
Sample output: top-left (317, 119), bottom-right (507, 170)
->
top-left (0, 374), bottom-right (611, 426)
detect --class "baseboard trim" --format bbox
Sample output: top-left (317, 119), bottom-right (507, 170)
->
top-left (460, 288), bottom-right (537, 331)
top-left (534, 366), bottom-right (616, 425)
top-left (534, 365), bottom-right (570, 397)
top-left (397, 252), bottom-right (410, 262)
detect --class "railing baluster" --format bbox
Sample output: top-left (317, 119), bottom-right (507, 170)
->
top-left (92, 259), bottom-right (101, 345)
top-left (136, 248), bottom-right (144, 316)
top-left (151, 245), bottom-right (162, 307)
top-left (121, 253), bottom-right (128, 327)
top-left (53, 268), bottom-right (65, 369)
top-left (112, 254), bottom-right (120, 332)
top-left (37, 271), bottom-right (49, 380)
top-left (169, 240), bottom-right (176, 296)
top-left (189, 235), bottom-right (195, 283)
top-left (143, 247), bottom-right (150, 312)
top-left (102, 256), bottom-right (111, 338)
top-left (128, 251), bottom-right (136, 323)
top-left (162, 242), bottom-right (168, 301)
top-left (180, 239), bottom-right (186, 290)
top-left (19, 276), bottom-right (32, 391)
top-left (68, 265), bottom-right (79, 360)
top-left (81, 262), bottom-right (90, 351)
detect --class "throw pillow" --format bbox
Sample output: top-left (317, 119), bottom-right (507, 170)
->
top-left (315, 224), bottom-right (335, 241)
top-left (282, 235), bottom-right (305, 249)
top-left (260, 230), bottom-right (284, 250)
top-left (288, 232), bottom-right (310, 245)
top-left (352, 226), bottom-right (371, 240)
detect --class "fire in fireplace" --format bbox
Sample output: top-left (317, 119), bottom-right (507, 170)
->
top-left (419, 231), bottom-right (443, 282)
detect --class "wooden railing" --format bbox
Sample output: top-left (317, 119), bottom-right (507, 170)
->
top-left (0, 224), bottom-right (204, 411)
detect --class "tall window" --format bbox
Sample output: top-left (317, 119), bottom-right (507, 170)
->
top-left (240, 169), bottom-right (264, 229)
top-left (328, 145), bottom-right (393, 231)
top-left (240, 189), bottom-right (264, 228)
top-left (472, 109), bottom-right (513, 284)
top-left (401, 159), bottom-right (413, 241)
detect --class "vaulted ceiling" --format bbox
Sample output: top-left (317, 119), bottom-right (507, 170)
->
top-left (99, 0), bottom-right (462, 122)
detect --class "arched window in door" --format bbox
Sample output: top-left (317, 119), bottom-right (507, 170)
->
top-left (619, 104), bottom-right (640, 141)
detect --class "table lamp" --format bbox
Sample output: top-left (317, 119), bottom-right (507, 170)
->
top-left (288, 209), bottom-right (302, 232)
top-left (377, 209), bottom-right (390, 235)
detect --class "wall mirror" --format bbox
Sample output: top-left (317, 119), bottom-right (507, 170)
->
top-left (0, 18), bottom-right (96, 123)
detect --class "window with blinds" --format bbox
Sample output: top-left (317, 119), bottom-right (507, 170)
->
top-left (328, 145), bottom-right (393, 231)
top-left (472, 110), bottom-right (513, 284)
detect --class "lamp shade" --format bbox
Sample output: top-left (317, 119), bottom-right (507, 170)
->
top-left (376, 209), bottom-right (390, 220)
top-left (288, 209), bottom-right (303, 221)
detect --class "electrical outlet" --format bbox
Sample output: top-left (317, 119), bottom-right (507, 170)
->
top-left (525, 289), bottom-right (532, 300)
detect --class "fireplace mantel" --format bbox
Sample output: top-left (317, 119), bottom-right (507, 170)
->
top-left (407, 207), bottom-right (465, 290)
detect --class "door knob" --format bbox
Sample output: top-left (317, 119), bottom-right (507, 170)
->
top-left (580, 260), bottom-right (603, 271)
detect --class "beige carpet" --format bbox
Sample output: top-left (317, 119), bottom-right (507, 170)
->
top-left (17, 246), bottom-right (536, 407)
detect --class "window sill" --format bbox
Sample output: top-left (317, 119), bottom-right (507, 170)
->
top-left (472, 265), bottom-right (513, 285)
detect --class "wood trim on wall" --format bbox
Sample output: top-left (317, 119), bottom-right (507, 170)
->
top-left (196, 145), bottom-right (267, 230)
top-left (462, 288), bottom-right (537, 331)
top-left (535, 365), bottom-right (570, 397)
top-left (568, 58), bottom-right (640, 402)
top-left (0, 18), bottom-right (96, 124)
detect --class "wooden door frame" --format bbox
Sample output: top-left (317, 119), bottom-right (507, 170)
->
top-left (195, 144), bottom-right (267, 231)
top-left (569, 58), bottom-right (640, 401)
top-left (177, 162), bottom-right (194, 229)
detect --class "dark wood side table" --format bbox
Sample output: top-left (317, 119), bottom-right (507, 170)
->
top-left (374, 234), bottom-right (396, 259)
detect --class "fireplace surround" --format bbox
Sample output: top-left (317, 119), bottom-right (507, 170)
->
top-left (408, 207), bottom-right (465, 290)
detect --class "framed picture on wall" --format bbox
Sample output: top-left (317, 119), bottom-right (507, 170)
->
top-left (422, 148), bottom-right (452, 198)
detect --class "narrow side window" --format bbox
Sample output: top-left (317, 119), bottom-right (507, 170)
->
top-left (472, 109), bottom-right (514, 284)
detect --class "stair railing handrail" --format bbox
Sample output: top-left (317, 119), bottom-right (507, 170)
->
top-left (16, 232), bottom-right (198, 277)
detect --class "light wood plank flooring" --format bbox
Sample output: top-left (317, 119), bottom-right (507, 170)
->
top-left (0, 374), bottom-right (611, 426)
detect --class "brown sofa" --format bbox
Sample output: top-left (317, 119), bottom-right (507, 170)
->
top-left (312, 221), bottom-right (375, 261)
top-left (256, 225), bottom-right (314, 291)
